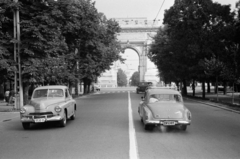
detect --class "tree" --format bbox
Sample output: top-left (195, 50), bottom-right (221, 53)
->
top-left (150, 0), bottom-right (234, 97)
top-left (0, 0), bottom-right (122, 102)
top-left (130, 71), bottom-right (140, 86)
top-left (117, 69), bottom-right (127, 87)
top-left (54, 0), bottom-right (122, 93)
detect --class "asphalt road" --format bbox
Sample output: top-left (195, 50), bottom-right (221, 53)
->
top-left (0, 88), bottom-right (240, 159)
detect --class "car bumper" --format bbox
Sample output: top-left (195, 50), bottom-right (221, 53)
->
top-left (145, 119), bottom-right (191, 125)
top-left (21, 115), bottom-right (63, 123)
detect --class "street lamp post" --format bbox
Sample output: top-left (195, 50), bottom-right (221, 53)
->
top-left (13, 0), bottom-right (23, 109)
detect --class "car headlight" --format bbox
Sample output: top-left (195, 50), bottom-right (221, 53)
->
top-left (20, 108), bottom-right (26, 114)
top-left (55, 106), bottom-right (62, 113)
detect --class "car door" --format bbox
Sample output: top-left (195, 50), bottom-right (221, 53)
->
top-left (64, 89), bottom-right (72, 118)
top-left (66, 88), bottom-right (74, 117)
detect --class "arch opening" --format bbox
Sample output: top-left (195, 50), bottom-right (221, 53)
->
top-left (118, 48), bottom-right (140, 85)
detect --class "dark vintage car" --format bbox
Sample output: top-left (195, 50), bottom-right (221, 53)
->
top-left (136, 82), bottom-right (152, 94)
top-left (138, 87), bottom-right (191, 131)
top-left (20, 85), bottom-right (77, 130)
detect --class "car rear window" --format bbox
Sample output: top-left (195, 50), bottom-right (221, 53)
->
top-left (139, 82), bottom-right (148, 86)
top-left (149, 94), bottom-right (182, 103)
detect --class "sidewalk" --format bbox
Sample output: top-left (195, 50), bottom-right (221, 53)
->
top-left (186, 87), bottom-right (240, 113)
top-left (0, 101), bottom-right (19, 122)
top-left (0, 101), bottom-right (17, 111)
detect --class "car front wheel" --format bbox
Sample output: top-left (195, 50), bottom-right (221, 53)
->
top-left (59, 111), bottom-right (67, 127)
top-left (70, 109), bottom-right (76, 120)
top-left (22, 123), bottom-right (31, 130)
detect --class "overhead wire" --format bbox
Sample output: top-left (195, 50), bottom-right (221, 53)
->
top-left (152, 0), bottom-right (165, 27)
top-left (147, 0), bottom-right (166, 40)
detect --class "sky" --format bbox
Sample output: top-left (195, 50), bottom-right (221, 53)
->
top-left (94, 0), bottom-right (238, 23)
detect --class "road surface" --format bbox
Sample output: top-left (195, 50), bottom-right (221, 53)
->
top-left (0, 88), bottom-right (240, 159)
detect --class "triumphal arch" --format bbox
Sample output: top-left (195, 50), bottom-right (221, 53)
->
top-left (97, 18), bottom-right (160, 88)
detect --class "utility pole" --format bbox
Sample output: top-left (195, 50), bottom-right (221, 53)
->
top-left (13, 3), bottom-right (17, 109)
top-left (13, 0), bottom-right (23, 109)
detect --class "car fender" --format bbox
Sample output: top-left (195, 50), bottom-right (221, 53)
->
top-left (142, 105), bottom-right (152, 123)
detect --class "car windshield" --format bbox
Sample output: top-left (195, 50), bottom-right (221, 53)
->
top-left (149, 94), bottom-right (182, 103)
top-left (33, 89), bottom-right (64, 98)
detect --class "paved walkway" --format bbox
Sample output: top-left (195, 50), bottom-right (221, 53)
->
top-left (186, 87), bottom-right (240, 113)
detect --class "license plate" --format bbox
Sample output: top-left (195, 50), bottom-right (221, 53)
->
top-left (163, 121), bottom-right (175, 126)
top-left (34, 118), bottom-right (45, 123)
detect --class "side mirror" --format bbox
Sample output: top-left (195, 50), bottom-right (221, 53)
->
top-left (141, 96), bottom-right (144, 101)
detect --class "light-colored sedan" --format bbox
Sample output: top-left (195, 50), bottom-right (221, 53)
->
top-left (138, 87), bottom-right (191, 131)
top-left (20, 85), bottom-right (77, 130)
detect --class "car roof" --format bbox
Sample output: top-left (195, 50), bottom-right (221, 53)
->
top-left (147, 87), bottom-right (180, 95)
top-left (34, 85), bottom-right (68, 90)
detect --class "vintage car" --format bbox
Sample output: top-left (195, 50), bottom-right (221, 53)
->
top-left (20, 85), bottom-right (77, 130)
top-left (138, 87), bottom-right (191, 131)
top-left (136, 82), bottom-right (152, 94)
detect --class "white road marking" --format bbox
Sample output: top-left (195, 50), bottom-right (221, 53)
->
top-left (128, 91), bottom-right (139, 159)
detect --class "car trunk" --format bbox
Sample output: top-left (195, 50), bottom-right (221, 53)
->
top-left (147, 102), bottom-right (184, 119)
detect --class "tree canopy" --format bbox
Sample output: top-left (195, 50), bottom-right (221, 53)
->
top-left (130, 71), bottom-right (140, 86)
top-left (117, 69), bottom-right (127, 87)
top-left (149, 0), bottom-right (238, 97)
top-left (0, 0), bottom-right (122, 101)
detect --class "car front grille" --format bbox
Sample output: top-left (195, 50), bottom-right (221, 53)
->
top-left (29, 112), bottom-right (53, 115)
top-left (29, 112), bottom-right (54, 118)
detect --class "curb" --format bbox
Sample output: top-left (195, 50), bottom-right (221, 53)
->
top-left (185, 97), bottom-right (240, 114)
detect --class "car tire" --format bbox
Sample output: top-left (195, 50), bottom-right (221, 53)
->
top-left (141, 117), bottom-right (143, 123)
top-left (22, 123), bottom-right (31, 130)
top-left (180, 125), bottom-right (187, 131)
top-left (59, 111), bottom-right (67, 127)
top-left (70, 109), bottom-right (76, 120)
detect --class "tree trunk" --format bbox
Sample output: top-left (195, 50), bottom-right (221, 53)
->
top-left (216, 77), bottom-right (219, 101)
top-left (207, 81), bottom-right (210, 93)
top-left (192, 80), bottom-right (195, 97)
top-left (223, 81), bottom-right (227, 95)
top-left (23, 83), bottom-right (31, 105)
top-left (175, 82), bottom-right (179, 91)
top-left (182, 80), bottom-right (187, 95)
top-left (69, 82), bottom-right (73, 95)
top-left (232, 82), bottom-right (235, 104)
top-left (87, 79), bottom-right (92, 93)
top-left (84, 81), bottom-right (87, 94)
top-left (202, 80), bottom-right (205, 99)
top-left (215, 80), bottom-right (217, 93)
top-left (75, 79), bottom-right (79, 95)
